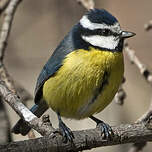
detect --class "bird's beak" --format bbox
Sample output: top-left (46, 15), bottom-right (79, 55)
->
top-left (120, 31), bottom-right (136, 39)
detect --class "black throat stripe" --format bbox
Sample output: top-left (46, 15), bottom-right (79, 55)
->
top-left (90, 71), bottom-right (109, 104)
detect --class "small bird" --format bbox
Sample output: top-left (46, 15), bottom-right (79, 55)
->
top-left (12, 9), bottom-right (135, 142)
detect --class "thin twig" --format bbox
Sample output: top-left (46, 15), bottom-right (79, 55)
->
top-left (128, 98), bottom-right (152, 152)
top-left (0, 100), bottom-right (12, 144)
top-left (0, 0), bottom-right (151, 151)
top-left (136, 98), bottom-right (152, 124)
top-left (0, 0), bottom-right (36, 139)
top-left (0, 81), bottom-right (55, 136)
top-left (0, 0), bottom-right (22, 62)
top-left (144, 20), bottom-right (152, 31)
top-left (125, 43), bottom-right (152, 152)
top-left (77, 0), bottom-right (95, 10)
top-left (124, 43), bottom-right (152, 85)
top-left (0, 0), bottom-right (22, 143)
top-left (0, 0), bottom-right (10, 14)
top-left (114, 78), bottom-right (126, 105)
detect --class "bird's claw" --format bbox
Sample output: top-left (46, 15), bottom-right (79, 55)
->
top-left (59, 121), bottom-right (74, 143)
top-left (97, 121), bottom-right (114, 140)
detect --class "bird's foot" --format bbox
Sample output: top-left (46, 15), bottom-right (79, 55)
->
top-left (89, 116), bottom-right (113, 140)
top-left (59, 120), bottom-right (74, 143)
top-left (96, 121), bottom-right (113, 140)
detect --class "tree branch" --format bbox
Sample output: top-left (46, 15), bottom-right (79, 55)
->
top-left (114, 78), bottom-right (126, 106)
top-left (144, 20), bottom-right (152, 31)
top-left (0, 100), bottom-right (12, 144)
top-left (0, 0), bottom-right (36, 141)
top-left (0, 0), bottom-right (10, 14)
top-left (0, 0), bottom-right (22, 61)
top-left (0, 82), bottom-right (55, 136)
top-left (1, 122), bottom-right (152, 152)
top-left (77, 0), bottom-right (95, 10)
top-left (124, 43), bottom-right (152, 152)
top-left (0, 0), bottom-right (151, 151)
top-left (124, 43), bottom-right (152, 85)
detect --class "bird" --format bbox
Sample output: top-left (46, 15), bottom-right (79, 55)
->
top-left (12, 8), bottom-right (135, 142)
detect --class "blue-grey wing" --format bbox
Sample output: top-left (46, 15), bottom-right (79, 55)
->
top-left (34, 23), bottom-right (89, 104)
top-left (34, 32), bottom-right (74, 103)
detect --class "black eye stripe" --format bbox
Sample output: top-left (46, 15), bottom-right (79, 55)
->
top-left (82, 28), bottom-right (118, 37)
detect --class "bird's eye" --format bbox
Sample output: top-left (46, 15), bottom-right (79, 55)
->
top-left (102, 29), bottom-right (111, 36)
top-left (95, 29), bottom-right (112, 36)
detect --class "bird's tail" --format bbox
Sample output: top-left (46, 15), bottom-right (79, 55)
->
top-left (12, 102), bottom-right (48, 136)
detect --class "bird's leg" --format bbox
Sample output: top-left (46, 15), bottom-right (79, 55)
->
top-left (89, 116), bottom-right (113, 140)
top-left (57, 112), bottom-right (74, 143)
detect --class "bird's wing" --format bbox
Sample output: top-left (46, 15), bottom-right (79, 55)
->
top-left (34, 23), bottom-right (90, 104)
top-left (34, 32), bottom-right (75, 104)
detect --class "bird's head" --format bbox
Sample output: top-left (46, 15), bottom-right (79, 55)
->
top-left (79, 9), bottom-right (135, 51)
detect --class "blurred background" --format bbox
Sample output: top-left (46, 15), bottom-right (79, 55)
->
top-left (2, 0), bottom-right (152, 151)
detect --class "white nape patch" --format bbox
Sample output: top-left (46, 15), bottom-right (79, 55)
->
top-left (82, 35), bottom-right (119, 50)
top-left (80, 15), bottom-right (121, 33)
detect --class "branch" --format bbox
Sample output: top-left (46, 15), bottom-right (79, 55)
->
top-left (125, 43), bottom-right (152, 152)
top-left (0, 0), bottom-right (10, 14)
top-left (77, 0), bottom-right (95, 10)
top-left (136, 98), bottom-right (152, 125)
top-left (124, 43), bottom-right (152, 85)
top-left (2, 78), bottom-right (152, 151)
top-left (1, 122), bottom-right (152, 152)
top-left (0, 0), bottom-right (22, 61)
top-left (0, 82), bottom-right (55, 136)
top-left (0, 0), bottom-right (151, 151)
top-left (114, 78), bottom-right (126, 106)
top-left (0, 100), bottom-right (12, 144)
top-left (128, 99), bottom-right (152, 152)
top-left (0, 0), bottom-right (38, 140)
top-left (144, 20), bottom-right (152, 31)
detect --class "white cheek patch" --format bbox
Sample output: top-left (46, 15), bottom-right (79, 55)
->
top-left (80, 15), bottom-right (121, 33)
top-left (82, 35), bottom-right (119, 50)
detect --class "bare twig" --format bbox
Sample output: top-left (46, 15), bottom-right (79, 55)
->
top-left (0, 100), bottom-right (12, 144)
top-left (0, 82), bottom-right (55, 136)
top-left (144, 20), bottom-right (152, 31)
top-left (124, 43), bottom-right (152, 85)
top-left (77, 0), bottom-right (95, 10)
top-left (0, 0), bottom-right (151, 151)
top-left (0, 0), bottom-right (36, 139)
top-left (0, 0), bottom-right (22, 143)
top-left (114, 78), bottom-right (126, 105)
top-left (0, 0), bottom-right (22, 61)
top-left (1, 122), bottom-right (152, 152)
top-left (114, 87), bottom-right (126, 105)
top-left (136, 98), bottom-right (152, 125)
top-left (0, 0), bottom-right (10, 14)
top-left (125, 43), bottom-right (152, 152)
top-left (128, 99), bottom-right (152, 152)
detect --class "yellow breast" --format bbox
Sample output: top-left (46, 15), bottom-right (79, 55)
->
top-left (43, 47), bottom-right (124, 119)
